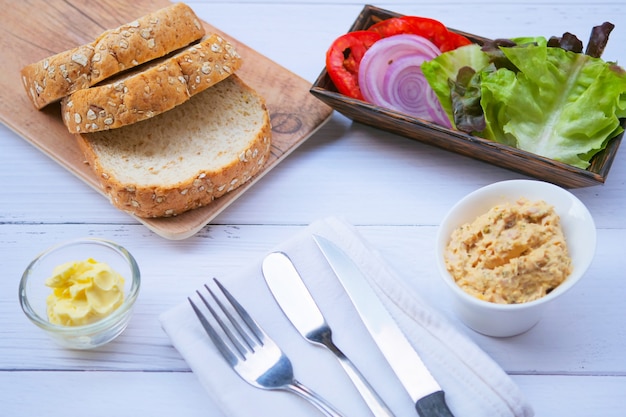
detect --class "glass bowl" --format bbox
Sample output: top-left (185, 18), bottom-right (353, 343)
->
top-left (435, 180), bottom-right (596, 337)
top-left (19, 238), bottom-right (140, 349)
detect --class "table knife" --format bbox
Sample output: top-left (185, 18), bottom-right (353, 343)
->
top-left (312, 235), bottom-right (455, 417)
top-left (262, 251), bottom-right (395, 417)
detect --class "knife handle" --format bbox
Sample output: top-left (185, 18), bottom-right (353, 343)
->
top-left (415, 391), bottom-right (454, 417)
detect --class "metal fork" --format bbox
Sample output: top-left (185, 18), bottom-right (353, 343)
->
top-left (188, 278), bottom-right (345, 417)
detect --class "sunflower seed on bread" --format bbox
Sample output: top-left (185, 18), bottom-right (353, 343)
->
top-left (60, 33), bottom-right (242, 134)
top-left (21, 3), bottom-right (205, 110)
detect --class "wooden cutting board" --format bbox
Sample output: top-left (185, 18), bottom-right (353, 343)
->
top-left (0, 0), bottom-right (332, 239)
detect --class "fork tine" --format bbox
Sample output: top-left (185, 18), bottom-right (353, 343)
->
top-left (187, 296), bottom-right (239, 365)
top-left (197, 287), bottom-right (249, 358)
top-left (213, 278), bottom-right (265, 345)
top-left (205, 283), bottom-right (256, 351)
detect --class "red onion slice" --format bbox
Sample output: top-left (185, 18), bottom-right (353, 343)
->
top-left (358, 34), bottom-right (452, 128)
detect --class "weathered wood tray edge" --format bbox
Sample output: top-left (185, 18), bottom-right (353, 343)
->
top-left (310, 4), bottom-right (623, 188)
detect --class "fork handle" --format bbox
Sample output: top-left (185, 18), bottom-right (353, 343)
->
top-left (286, 379), bottom-right (345, 417)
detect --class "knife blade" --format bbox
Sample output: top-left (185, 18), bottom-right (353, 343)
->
top-left (312, 235), bottom-right (455, 417)
top-left (262, 251), bottom-right (395, 417)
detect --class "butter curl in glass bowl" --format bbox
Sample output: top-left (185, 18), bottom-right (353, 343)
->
top-left (435, 180), bottom-right (596, 337)
top-left (19, 238), bottom-right (140, 349)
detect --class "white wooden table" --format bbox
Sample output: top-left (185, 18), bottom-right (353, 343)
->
top-left (2, 1), bottom-right (625, 415)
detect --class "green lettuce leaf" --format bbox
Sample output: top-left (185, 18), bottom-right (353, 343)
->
top-left (423, 35), bottom-right (626, 169)
top-left (479, 66), bottom-right (518, 146)
top-left (484, 44), bottom-right (626, 168)
top-left (448, 67), bottom-right (487, 133)
top-left (510, 36), bottom-right (548, 47)
top-left (421, 44), bottom-right (490, 127)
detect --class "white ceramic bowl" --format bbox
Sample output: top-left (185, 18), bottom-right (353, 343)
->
top-left (435, 180), bottom-right (596, 337)
top-left (19, 238), bottom-right (140, 349)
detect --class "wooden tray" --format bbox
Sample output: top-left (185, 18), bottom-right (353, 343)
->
top-left (311, 4), bottom-right (624, 188)
top-left (0, 0), bottom-right (332, 240)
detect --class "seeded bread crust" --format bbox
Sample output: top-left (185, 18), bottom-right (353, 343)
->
top-left (61, 33), bottom-right (242, 133)
top-left (21, 3), bottom-right (205, 110)
top-left (76, 75), bottom-right (272, 218)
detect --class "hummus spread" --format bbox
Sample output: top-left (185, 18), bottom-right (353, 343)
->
top-left (444, 198), bottom-right (572, 304)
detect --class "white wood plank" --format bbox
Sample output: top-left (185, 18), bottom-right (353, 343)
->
top-left (0, 124), bottom-right (134, 224)
top-left (512, 374), bottom-right (626, 416)
top-left (3, 116), bottom-right (626, 228)
top-left (187, 3), bottom-right (626, 82)
top-left (0, 372), bottom-right (624, 416)
top-left (3, 224), bottom-right (624, 375)
top-left (0, 371), bottom-right (222, 417)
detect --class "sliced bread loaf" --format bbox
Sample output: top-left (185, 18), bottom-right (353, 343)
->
top-left (21, 3), bottom-right (205, 109)
top-left (61, 33), bottom-right (242, 133)
top-left (76, 74), bottom-right (272, 218)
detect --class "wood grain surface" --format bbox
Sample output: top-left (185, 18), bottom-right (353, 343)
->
top-left (0, 0), bottom-right (332, 239)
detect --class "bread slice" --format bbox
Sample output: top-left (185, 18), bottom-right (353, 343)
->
top-left (61, 33), bottom-right (242, 133)
top-left (76, 74), bottom-right (272, 218)
top-left (21, 3), bottom-right (205, 109)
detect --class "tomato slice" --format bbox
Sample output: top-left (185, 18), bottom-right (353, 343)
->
top-left (446, 31), bottom-right (474, 49)
top-left (367, 17), bottom-right (416, 38)
top-left (325, 30), bottom-right (382, 99)
top-left (368, 16), bottom-right (471, 52)
top-left (325, 16), bottom-right (473, 99)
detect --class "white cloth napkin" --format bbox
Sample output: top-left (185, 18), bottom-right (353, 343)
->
top-left (159, 217), bottom-right (534, 417)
